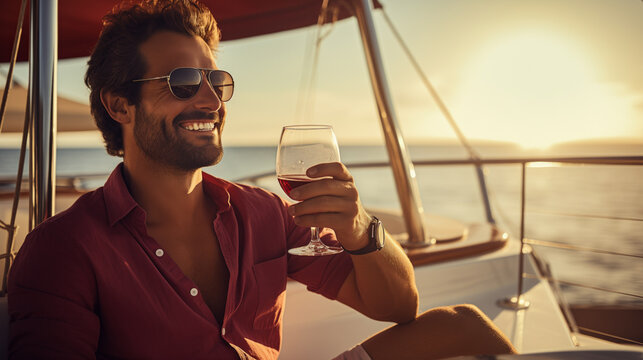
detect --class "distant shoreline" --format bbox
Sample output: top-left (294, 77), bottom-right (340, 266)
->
top-left (2, 133), bottom-right (641, 150)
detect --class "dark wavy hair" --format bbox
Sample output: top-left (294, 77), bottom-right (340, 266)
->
top-left (85, 0), bottom-right (220, 156)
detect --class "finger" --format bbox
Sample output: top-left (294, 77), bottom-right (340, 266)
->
top-left (289, 196), bottom-right (359, 218)
top-left (288, 178), bottom-right (358, 202)
top-left (307, 162), bottom-right (353, 182)
top-left (292, 212), bottom-right (357, 230)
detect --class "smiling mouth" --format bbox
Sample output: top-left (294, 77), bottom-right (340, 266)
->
top-left (179, 121), bottom-right (218, 132)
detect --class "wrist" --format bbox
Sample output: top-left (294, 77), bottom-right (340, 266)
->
top-left (340, 231), bottom-right (370, 252)
top-left (342, 216), bottom-right (385, 255)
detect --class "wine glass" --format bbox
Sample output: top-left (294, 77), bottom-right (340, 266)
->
top-left (276, 125), bottom-right (343, 256)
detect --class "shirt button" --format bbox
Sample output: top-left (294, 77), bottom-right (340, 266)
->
top-left (190, 288), bottom-right (198, 296)
top-left (221, 327), bottom-right (226, 336)
top-left (155, 249), bottom-right (164, 257)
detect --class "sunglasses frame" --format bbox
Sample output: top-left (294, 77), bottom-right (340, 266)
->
top-left (132, 67), bottom-right (234, 101)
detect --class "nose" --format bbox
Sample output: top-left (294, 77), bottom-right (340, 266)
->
top-left (193, 76), bottom-right (223, 112)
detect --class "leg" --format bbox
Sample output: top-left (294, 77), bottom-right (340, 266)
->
top-left (361, 304), bottom-right (517, 360)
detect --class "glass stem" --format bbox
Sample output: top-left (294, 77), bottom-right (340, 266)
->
top-left (309, 227), bottom-right (325, 248)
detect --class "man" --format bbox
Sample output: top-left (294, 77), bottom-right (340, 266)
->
top-left (7, 1), bottom-right (516, 359)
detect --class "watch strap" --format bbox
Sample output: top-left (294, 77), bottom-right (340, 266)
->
top-left (342, 216), bottom-right (383, 255)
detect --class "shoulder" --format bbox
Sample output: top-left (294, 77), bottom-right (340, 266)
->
top-left (15, 187), bottom-right (109, 266)
top-left (229, 181), bottom-right (284, 203)
top-left (204, 174), bottom-right (290, 210)
top-left (31, 188), bottom-right (108, 239)
top-left (8, 190), bottom-right (103, 303)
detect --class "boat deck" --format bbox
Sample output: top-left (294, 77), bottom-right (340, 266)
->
top-left (280, 239), bottom-right (576, 359)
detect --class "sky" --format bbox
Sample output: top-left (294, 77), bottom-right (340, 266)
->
top-left (1, 0), bottom-right (642, 149)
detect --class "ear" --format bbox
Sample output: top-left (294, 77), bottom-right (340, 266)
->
top-left (100, 90), bottom-right (134, 125)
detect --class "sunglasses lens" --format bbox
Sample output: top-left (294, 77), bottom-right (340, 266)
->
top-left (208, 70), bottom-right (234, 102)
top-left (166, 68), bottom-right (234, 101)
top-left (169, 68), bottom-right (202, 99)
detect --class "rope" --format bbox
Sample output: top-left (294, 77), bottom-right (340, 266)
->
top-left (0, 0), bottom-right (29, 296)
top-left (0, 0), bottom-right (28, 133)
top-left (0, 219), bottom-right (17, 232)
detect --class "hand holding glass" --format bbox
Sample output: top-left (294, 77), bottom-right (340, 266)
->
top-left (276, 125), bottom-right (343, 256)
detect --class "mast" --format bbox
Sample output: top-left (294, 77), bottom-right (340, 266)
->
top-left (351, 0), bottom-right (430, 246)
top-left (28, 0), bottom-right (57, 229)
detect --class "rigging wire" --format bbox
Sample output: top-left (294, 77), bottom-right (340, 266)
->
top-left (0, 0), bottom-right (27, 133)
top-left (378, 6), bottom-right (480, 161)
top-left (525, 273), bottom-right (643, 300)
top-left (295, 0), bottom-right (339, 123)
top-left (376, 7), bottom-right (643, 330)
top-left (378, 4), bottom-right (497, 224)
top-left (524, 238), bottom-right (643, 259)
top-left (575, 327), bottom-right (643, 346)
top-left (0, 0), bottom-right (29, 296)
top-left (294, 18), bottom-right (318, 123)
top-left (527, 209), bottom-right (643, 223)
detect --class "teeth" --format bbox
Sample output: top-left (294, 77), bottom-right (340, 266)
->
top-left (181, 122), bottom-right (216, 131)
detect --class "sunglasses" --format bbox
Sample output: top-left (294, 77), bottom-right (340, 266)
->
top-left (132, 67), bottom-right (234, 101)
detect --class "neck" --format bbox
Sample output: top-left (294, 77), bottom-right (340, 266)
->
top-left (122, 156), bottom-right (208, 227)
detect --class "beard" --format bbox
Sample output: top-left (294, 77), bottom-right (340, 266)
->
top-left (133, 105), bottom-right (223, 172)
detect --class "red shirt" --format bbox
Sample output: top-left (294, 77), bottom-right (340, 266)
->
top-left (8, 164), bottom-right (354, 359)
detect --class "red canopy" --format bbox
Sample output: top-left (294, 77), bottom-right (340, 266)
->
top-left (0, 0), bottom-right (380, 63)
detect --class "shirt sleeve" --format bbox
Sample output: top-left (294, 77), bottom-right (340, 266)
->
top-left (281, 199), bottom-right (354, 300)
top-left (8, 221), bottom-right (100, 359)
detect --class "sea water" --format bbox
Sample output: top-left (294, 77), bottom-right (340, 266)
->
top-left (0, 142), bottom-right (641, 305)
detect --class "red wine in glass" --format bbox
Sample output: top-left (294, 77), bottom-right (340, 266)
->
top-left (276, 125), bottom-right (343, 256)
top-left (278, 175), bottom-right (314, 198)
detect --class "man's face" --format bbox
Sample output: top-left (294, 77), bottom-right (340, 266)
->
top-left (133, 31), bottom-right (226, 171)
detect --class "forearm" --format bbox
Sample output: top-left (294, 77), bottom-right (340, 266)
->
top-left (288, 162), bottom-right (419, 322)
top-left (340, 233), bottom-right (419, 324)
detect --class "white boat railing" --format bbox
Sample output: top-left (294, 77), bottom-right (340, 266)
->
top-left (233, 154), bottom-right (643, 343)
top-left (0, 154), bottom-right (641, 344)
top-left (407, 156), bottom-right (643, 315)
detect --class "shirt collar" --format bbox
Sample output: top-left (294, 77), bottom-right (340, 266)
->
top-left (202, 172), bottom-right (232, 216)
top-left (103, 163), bottom-right (138, 227)
top-left (103, 163), bottom-right (232, 226)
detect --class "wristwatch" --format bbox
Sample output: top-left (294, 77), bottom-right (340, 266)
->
top-left (343, 216), bottom-right (385, 255)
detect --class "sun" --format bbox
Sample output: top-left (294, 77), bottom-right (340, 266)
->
top-left (454, 30), bottom-right (636, 149)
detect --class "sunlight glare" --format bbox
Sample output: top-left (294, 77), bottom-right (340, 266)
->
top-left (527, 162), bottom-right (562, 168)
top-left (455, 30), bottom-right (639, 149)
